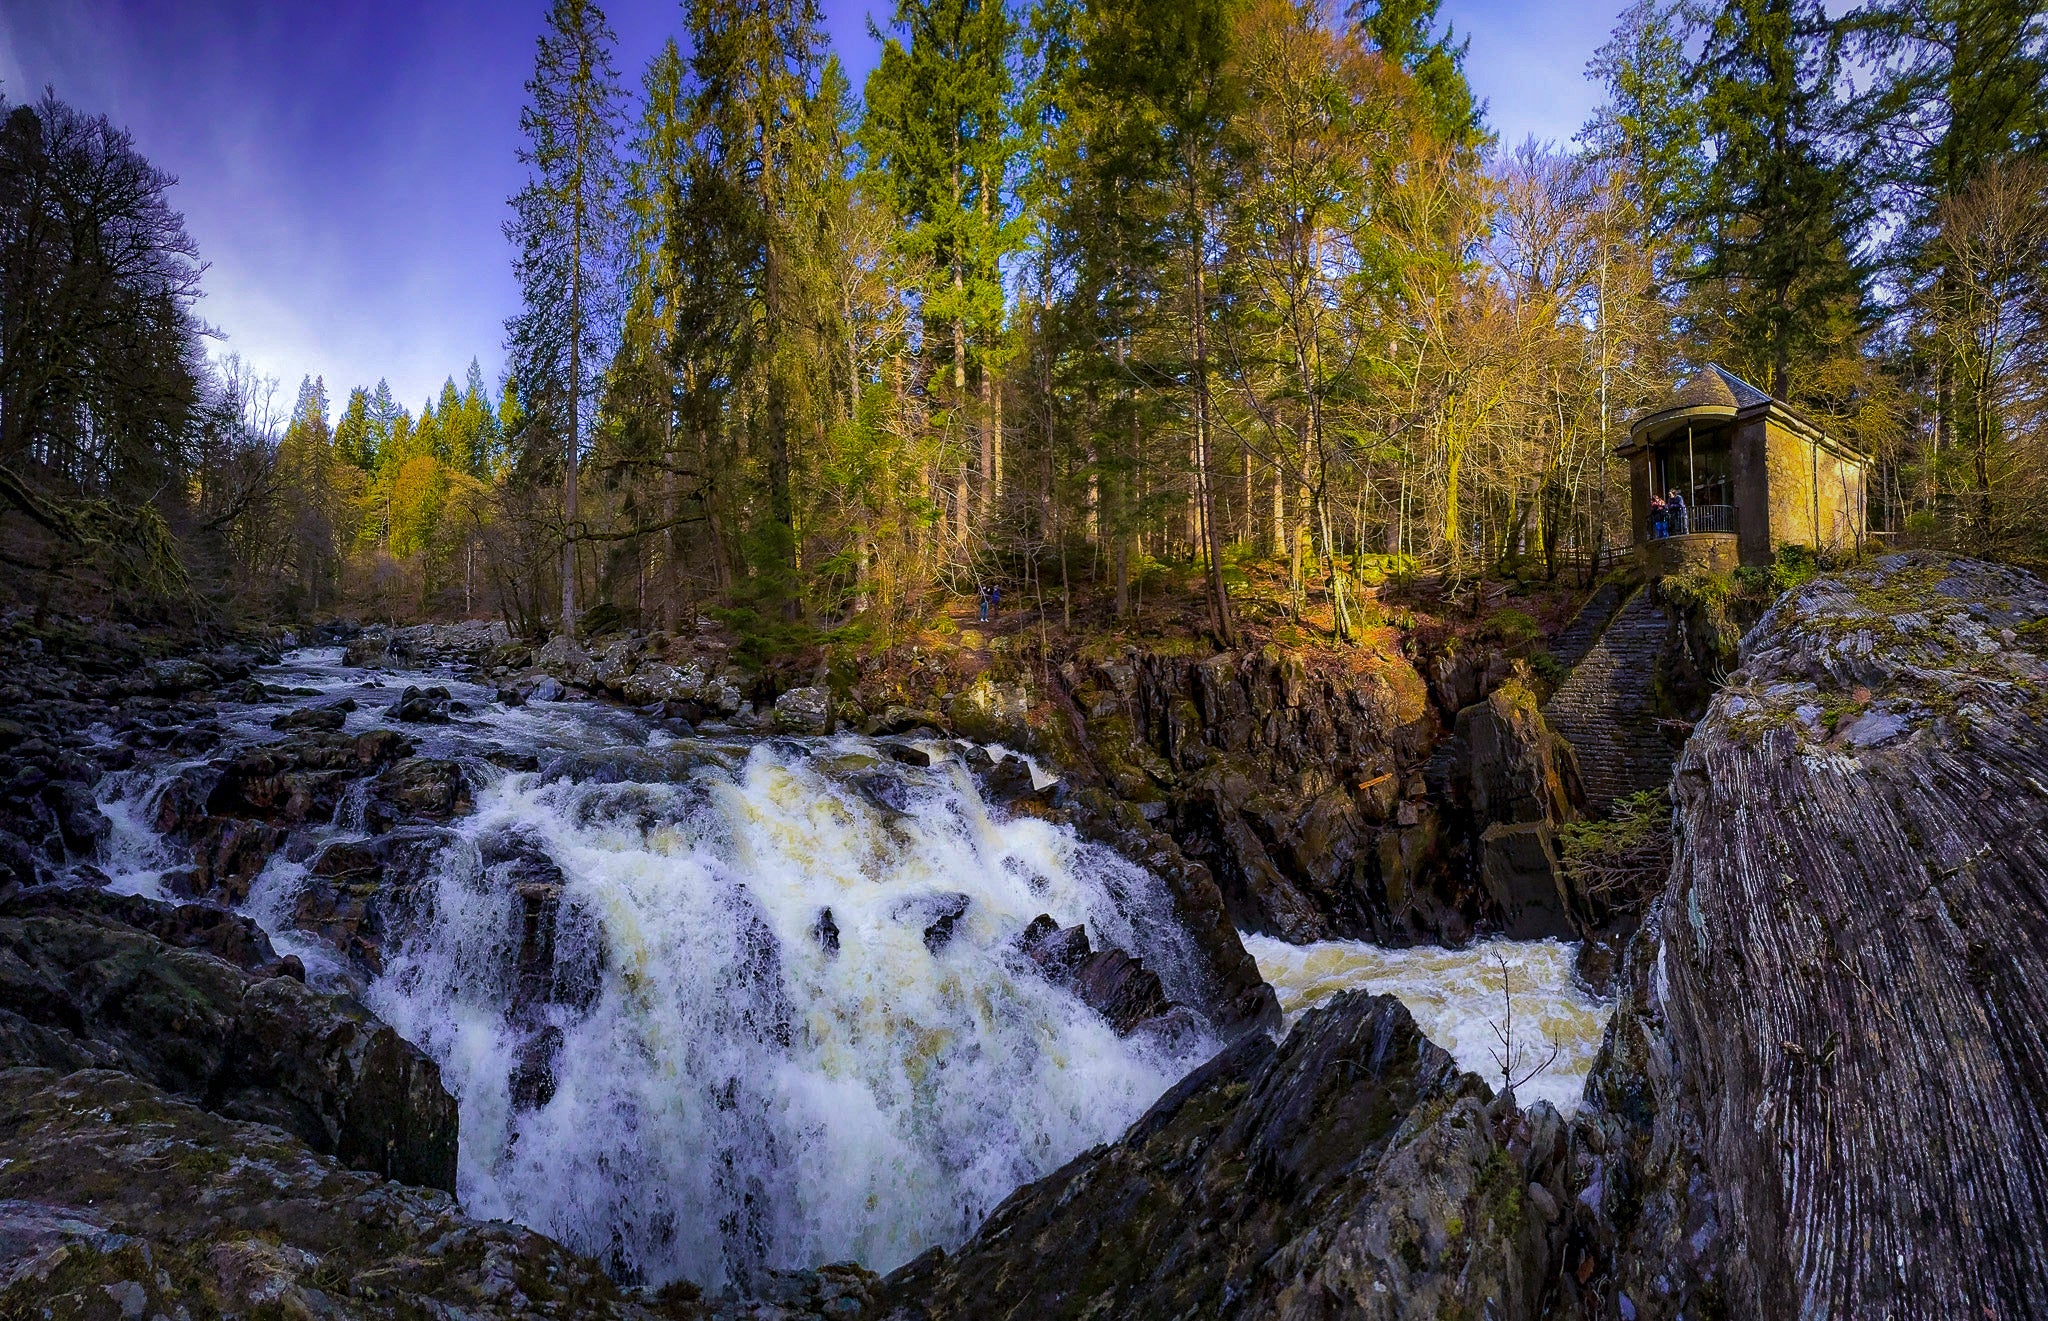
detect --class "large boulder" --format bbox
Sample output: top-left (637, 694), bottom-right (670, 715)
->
top-left (388, 683), bottom-right (453, 723)
top-left (0, 889), bottom-right (457, 1190)
top-left (1569, 555), bottom-right (2048, 1319)
top-left (298, 826), bottom-right (457, 972)
top-left (878, 991), bottom-right (1570, 1320)
top-left (772, 684), bottom-right (831, 734)
top-left (1438, 678), bottom-right (1587, 940)
top-left (1017, 915), bottom-right (1171, 1033)
top-left (0, 1069), bottom-right (701, 1320)
top-left (367, 756), bottom-right (472, 828)
top-left (532, 634), bottom-right (599, 688)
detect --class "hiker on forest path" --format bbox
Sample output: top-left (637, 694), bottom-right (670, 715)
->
top-left (977, 585), bottom-right (990, 623)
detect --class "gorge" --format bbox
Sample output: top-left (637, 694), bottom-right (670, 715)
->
top-left (2, 553), bottom-right (2045, 1318)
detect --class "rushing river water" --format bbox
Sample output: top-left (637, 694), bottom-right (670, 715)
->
top-left (90, 644), bottom-right (1610, 1290)
top-left (95, 648), bottom-right (1218, 1289)
top-left (1243, 934), bottom-right (1611, 1114)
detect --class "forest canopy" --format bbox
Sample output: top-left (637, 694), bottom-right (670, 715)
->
top-left (2, 0), bottom-right (2044, 640)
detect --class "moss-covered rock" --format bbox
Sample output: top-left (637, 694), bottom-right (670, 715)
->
top-left (876, 991), bottom-right (1570, 1320)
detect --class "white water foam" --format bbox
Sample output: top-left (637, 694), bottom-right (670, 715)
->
top-left (362, 735), bottom-right (1219, 1290)
top-left (1242, 933), bottom-right (1611, 1114)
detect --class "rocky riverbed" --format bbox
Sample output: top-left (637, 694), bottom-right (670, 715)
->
top-left (3, 551), bottom-right (2043, 1318)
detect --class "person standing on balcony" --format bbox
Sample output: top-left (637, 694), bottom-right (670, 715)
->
top-left (1651, 494), bottom-right (1668, 539)
top-left (1667, 489), bottom-right (1688, 536)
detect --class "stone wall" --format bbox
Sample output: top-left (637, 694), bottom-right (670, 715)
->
top-left (1636, 531), bottom-right (1739, 579)
top-left (1763, 420), bottom-right (1866, 555)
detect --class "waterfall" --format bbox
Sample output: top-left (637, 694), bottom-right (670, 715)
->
top-left (350, 729), bottom-right (1217, 1290)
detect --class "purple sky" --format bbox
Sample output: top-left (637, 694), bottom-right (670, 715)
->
top-left (0, 0), bottom-right (1622, 416)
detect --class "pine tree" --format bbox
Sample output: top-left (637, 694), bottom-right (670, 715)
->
top-left (334, 387), bottom-right (376, 470)
top-left (677, 0), bottom-right (847, 608)
top-left (506, 0), bottom-right (627, 638)
top-left (1690, 0), bottom-right (1867, 400)
top-left (1067, 0), bottom-right (1243, 641)
top-left (861, 0), bottom-right (1019, 535)
top-left (1585, 0), bottom-right (1708, 261)
top-left (1350, 0), bottom-right (1488, 153)
top-left (462, 359), bottom-right (499, 477)
top-left (369, 378), bottom-right (400, 461)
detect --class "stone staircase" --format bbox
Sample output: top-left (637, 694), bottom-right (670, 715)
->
top-left (1542, 587), bottom-right (1680, 816)
top-left (1546, 581), bottom-right (1629, 672)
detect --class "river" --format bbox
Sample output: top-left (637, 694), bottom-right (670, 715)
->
top-left (88, 644), bottom-right (1611, 1291)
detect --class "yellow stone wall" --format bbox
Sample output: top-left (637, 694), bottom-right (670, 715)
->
top-left (1763, 421), bottom-right (1866, 554)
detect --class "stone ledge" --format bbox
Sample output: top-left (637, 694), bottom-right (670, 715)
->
top-left (1637, 532), bottom-right (1739, 578)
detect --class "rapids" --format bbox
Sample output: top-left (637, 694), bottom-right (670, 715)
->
top-left (95, 648), bottom-right (1221, 1290)
top-left (1243, 933), bottom-right (1612, 1114)
top-left (90, 645), bottom-right (1614, 1292)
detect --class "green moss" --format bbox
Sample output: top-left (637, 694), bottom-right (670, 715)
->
top-left (1477, 1147), bottom-right (1525, 1228)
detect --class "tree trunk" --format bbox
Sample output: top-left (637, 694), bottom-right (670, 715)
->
top-left (1187, 152), bottom-right (1233, 647)
top-left (563, 196), bottom-right (581, 639)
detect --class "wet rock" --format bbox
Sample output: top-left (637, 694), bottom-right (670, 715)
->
top-left (773, 685), bottom-right (831, 734)
top-left (532, 634), bottom-right (598, 688)
top-left (0, 893), bottom-right (456, 1189)
top-left (946, 675), bottom-right (1032, 747)
top-left (1066, 949), bottom-right (1169, 1033)
top-left (1434, 678), bottom-right (1588, 940)
top-left (389, 683), bottom-right (453, 723)
top-left (619, 657), bottom-right (709, 706)
top-left (509, 1023), bottom-right (565, 1111)
top-left (977, 754), bottom-right (1047, 807)
top-left (1018, 916), bottom-right (1169, 1033)
top-left (342, 629), bottom-right (394, 668)
top-left (1065, 645), bottom-right (1447, 945)
top-left (895, 892), bottom-right (972, 953)
top-left (2, 888), bottom-right (278, 972)
top-left (1059, 784), bottom-right (1280, 1036)
top-left (0, 1068), bottom-right (692, 1319)
top-left (194, 729), bottom-right (413, 826)
top-left (874, 738), bottom-right (934, 768)
top-left (813, 906), bottom-right (841, 957)
top-left (1018, 913), bottom-right (1089, 978)
top-left (184, 816), bottom-right (289, 904)
top-left (300, 827), bottom-right (456, 972)
top-left (139, 657), bottom-right (222, 697)
top-left (877, 992), bottom-right (1568, 1320)
top-left (866, 705), bottom-right (944, 738)
top-left (1477, 821), bottom-right (1576, 940)
top-left (1447, 678), bottom-right (1582, 828)
top-left (271, 704), bottom-right (346, 732)
top-left (1426, 644), bottom-right (1513, 719)
top-left (366, 756), bottom-right (471, 829)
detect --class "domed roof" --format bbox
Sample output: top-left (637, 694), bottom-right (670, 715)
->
top-left (1661, 369), bottom-right (1738, 414)
top-left (1629, 364), bottom-right (1772, 446)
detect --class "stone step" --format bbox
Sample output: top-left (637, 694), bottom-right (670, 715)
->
top-left (1543, 587), bottom-right (1680, 816)
top-left (1547, 581), bottom-right (1629, 671)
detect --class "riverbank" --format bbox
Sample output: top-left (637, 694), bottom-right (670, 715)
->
top-left (8, 552), bottom-right (2039, 1317)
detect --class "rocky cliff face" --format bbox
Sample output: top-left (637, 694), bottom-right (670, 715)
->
top-left (1567, 554), bottom-right (2048, 1319)
top-left (1058, 646), bottom-right (1481, 944)
top-left (878, 990), bottom-right (1573, 1321)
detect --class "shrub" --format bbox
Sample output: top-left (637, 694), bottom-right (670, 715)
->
top-left (1486, 607), bottom-right (1540, 647)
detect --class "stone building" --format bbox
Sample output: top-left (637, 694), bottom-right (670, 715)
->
top-left (1617, 364), bottom-right (1867, 577)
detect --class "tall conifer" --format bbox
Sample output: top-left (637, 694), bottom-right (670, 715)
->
top-left (506, 0), bottom-right (626, 638)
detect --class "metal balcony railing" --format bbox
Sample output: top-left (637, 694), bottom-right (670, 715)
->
top-left (1652, 504), bottom-right (1736, 537)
